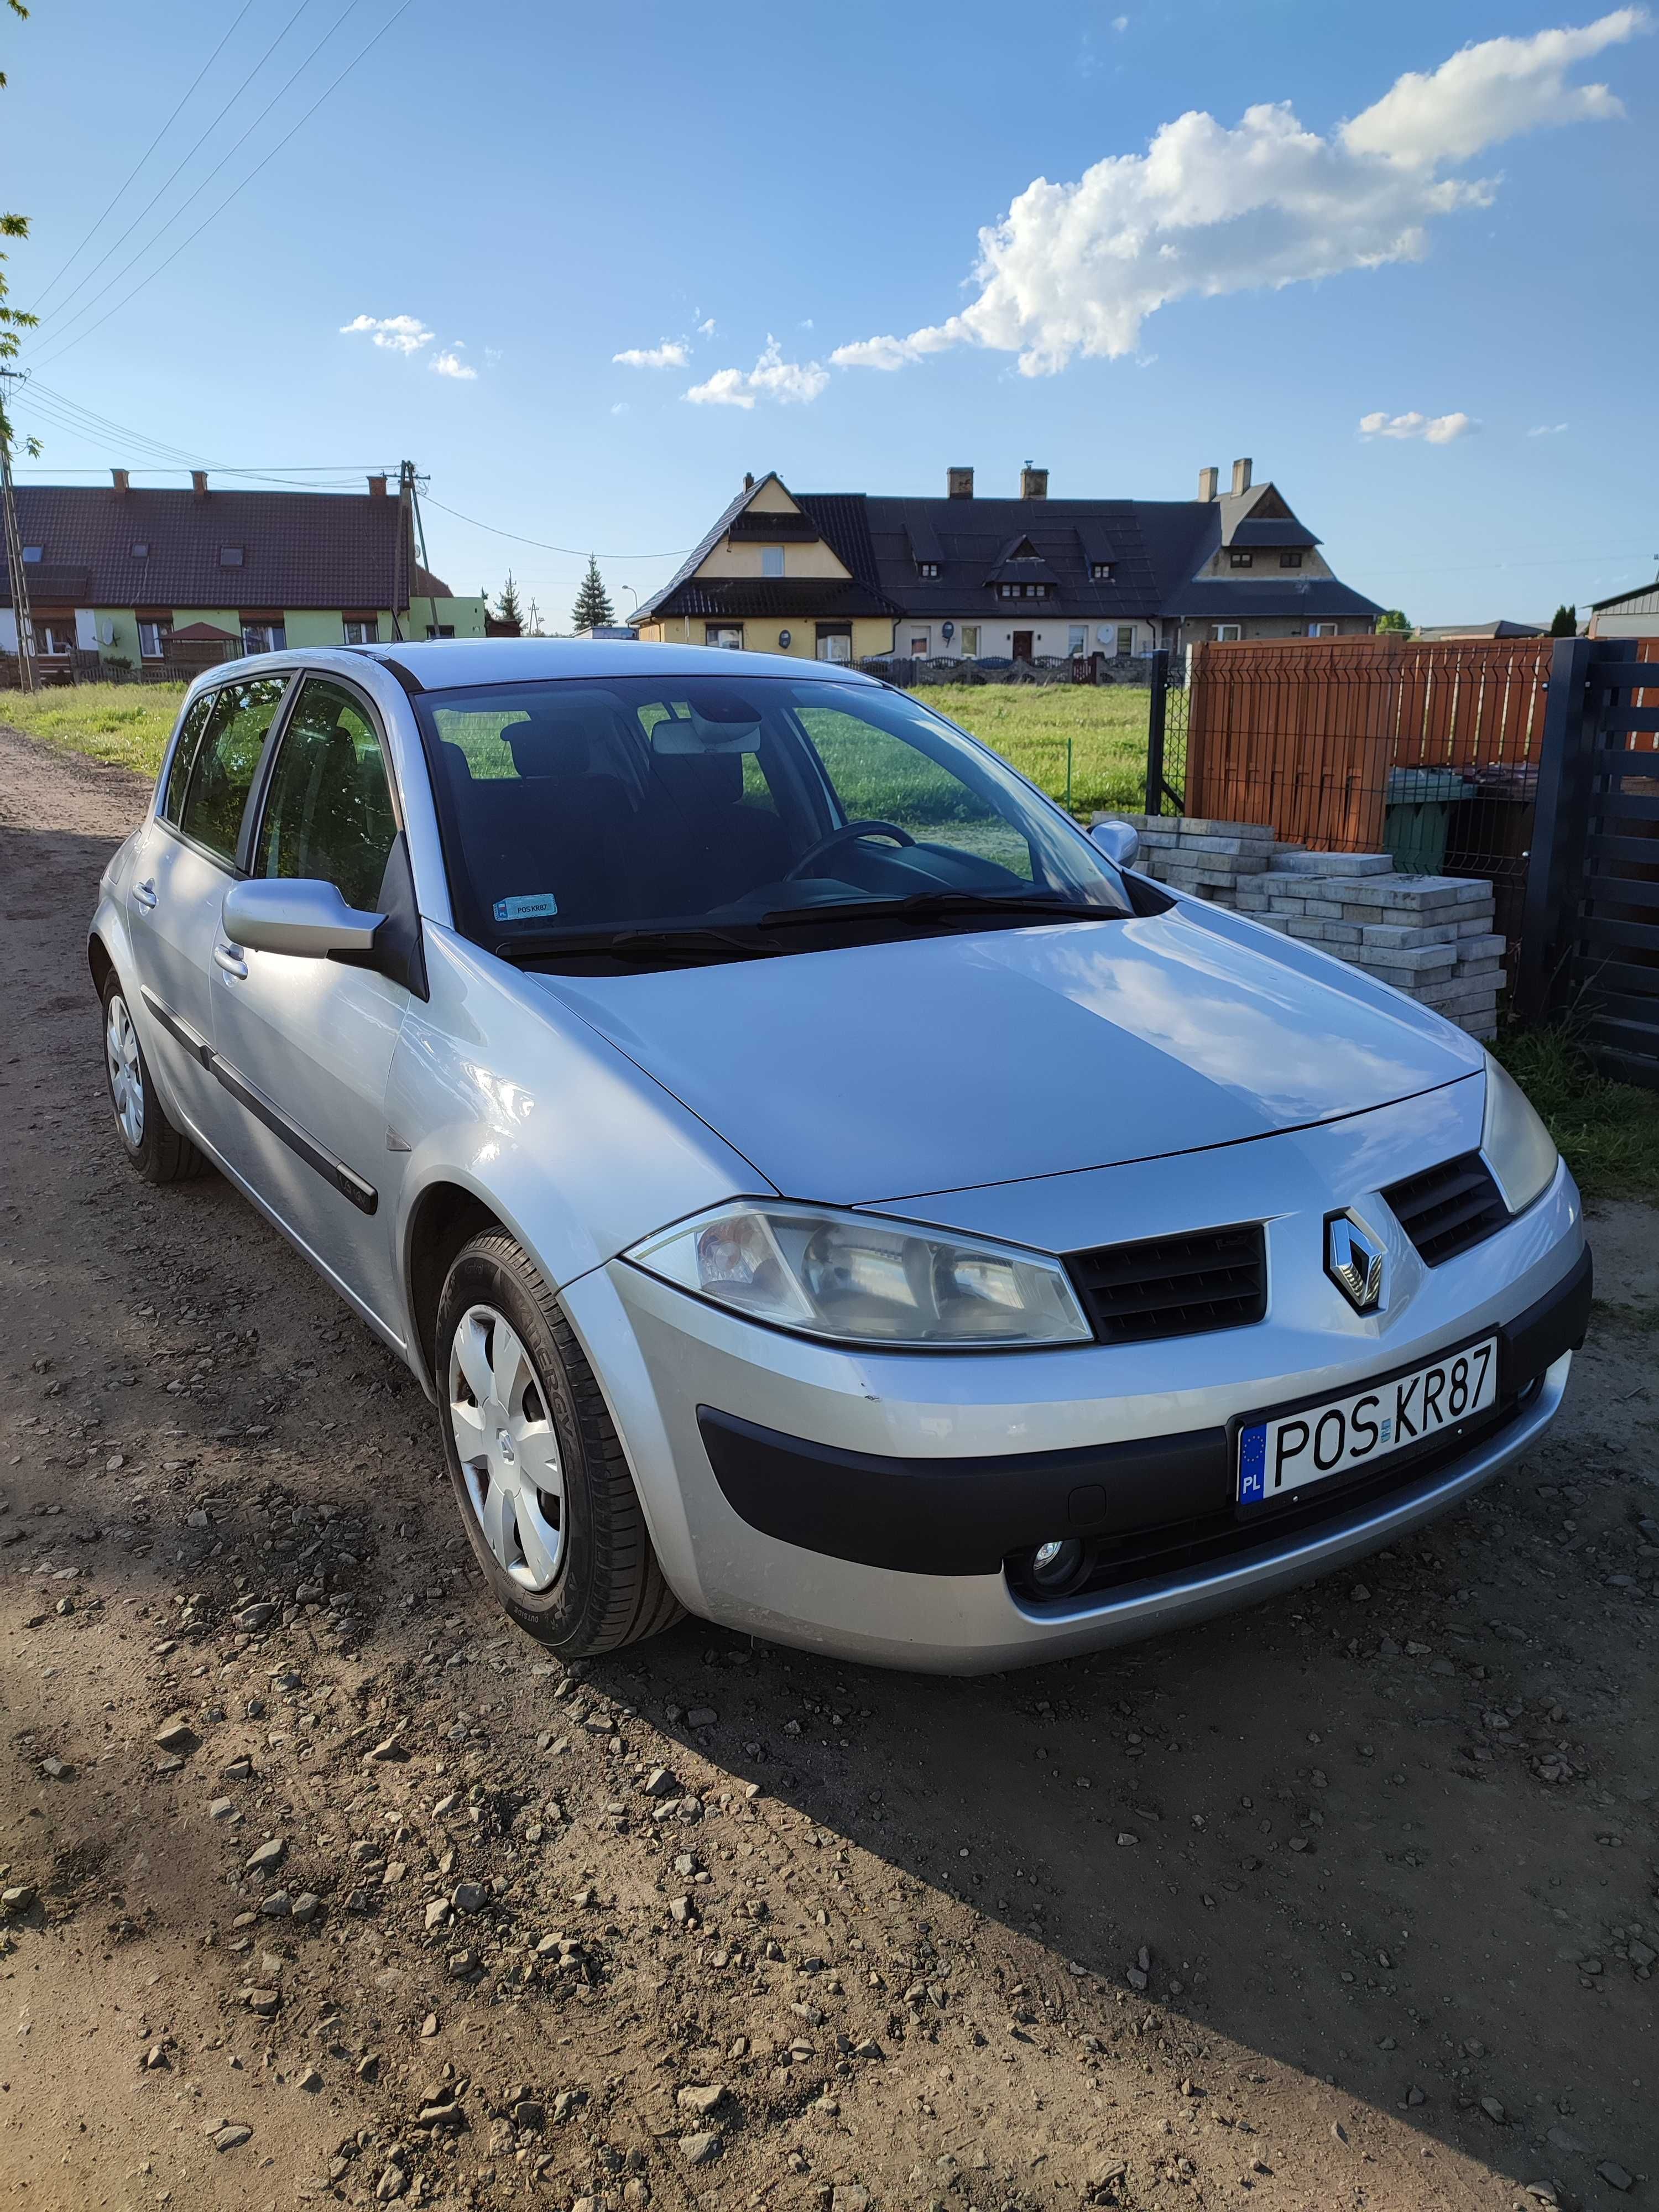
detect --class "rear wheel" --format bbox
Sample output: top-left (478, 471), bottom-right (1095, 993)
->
top-left (435, 1230), bottom-right (682, 1655)
top-left (101, 974), bottom-right (207, 1185)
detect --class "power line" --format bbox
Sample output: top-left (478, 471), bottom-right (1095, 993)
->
top-left (27, 0), bottom-right (259, 314)
top-left (27, 1), bottom-right (415, 374)
top-left (32, 0), bottom-right (378, 358)
top-left (419, 493), bottom-right (694, 561)
top-left (11, 380), bottom-right (389, 491)
top-left (27, 0), bottom-right (320, 330)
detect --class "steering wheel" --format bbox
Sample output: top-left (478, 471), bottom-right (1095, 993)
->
top-left (784, 818), bottom-right (916, 882)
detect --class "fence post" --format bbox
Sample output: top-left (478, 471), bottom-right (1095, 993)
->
top-left (1146, 650), bottom-right (1168, 816)
top-left (1514, 636), bottom-right (1605, 1022)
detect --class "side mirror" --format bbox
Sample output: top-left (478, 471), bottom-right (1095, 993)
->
top-left (1090, 817), bottom-right (1140, 870)
top-left (222, 878), bottom-right (384, 959)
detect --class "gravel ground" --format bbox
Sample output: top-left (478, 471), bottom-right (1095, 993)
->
top-left (2, 720), bottom-right (1656, 2212)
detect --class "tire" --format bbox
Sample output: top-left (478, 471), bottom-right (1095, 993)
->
top-left (100, 973), bottom-right (208, 1185)
top-left (435, 1229), bottom-right (683, 1656)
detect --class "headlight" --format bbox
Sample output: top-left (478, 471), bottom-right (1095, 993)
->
top-left (1481, 1053), bottom-right (1558, 1214)
top-left (625, 1202), bottom-right (1093, 1349)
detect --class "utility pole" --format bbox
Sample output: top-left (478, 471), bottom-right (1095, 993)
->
top-left (0, 372), bottom-right (37, 695)
top-left (392, 458), bottom-right (418, 641)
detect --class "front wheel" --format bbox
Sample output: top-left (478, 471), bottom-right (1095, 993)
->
top-left (435, 1230), bottom-right (683, 1655)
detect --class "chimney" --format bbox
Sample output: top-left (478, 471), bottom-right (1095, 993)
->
top-left (367, 473), bottom-right (388, 499)
top-left (947, 465), bottom-right (974, 500)
top-left (191, 469), bottom-right (208, 502)
top-left (1020, 463), bottom-right (1049, 500)
top-left (1198, 466), bottom-right (1219, 502)
top-left (743, 472), bottom-right (755, 492)
top-left (111, 467), bottom-right (130, 498)
top-left (1231, 457), bottom-right (1253, 496)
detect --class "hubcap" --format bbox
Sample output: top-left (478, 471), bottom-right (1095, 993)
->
top-left (105, 994), bottom-right (144, 1149)
top-left (447, 1304), bottom-right (565, 1593)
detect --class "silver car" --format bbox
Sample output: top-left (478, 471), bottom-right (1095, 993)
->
top-left (89, 640), bottom-right (1589, 1672)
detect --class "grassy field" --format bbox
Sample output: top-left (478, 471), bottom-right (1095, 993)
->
top-left (915, 682), bottom-right (1149, 815)
top-left (1494, 1022), bottom-right (1659, 1207)
top-left (2, 676), bottom-right (1151, 815)
top-left (1, 680), bottom-right (185, 776)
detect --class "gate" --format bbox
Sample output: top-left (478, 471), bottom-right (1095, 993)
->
top-left (1144, 649), bottom-right (1188, 815)
top-left (1515, 637), bottom-right (1659, 1087)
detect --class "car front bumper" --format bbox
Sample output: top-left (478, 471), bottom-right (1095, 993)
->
top-left (560, 1086), bottom-right (1588, 1673)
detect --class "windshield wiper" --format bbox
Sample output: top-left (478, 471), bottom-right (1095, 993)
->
top-left (494, 924), bottom-right (776, 964)
top-left (757, 891), bottom-right (1120, 930)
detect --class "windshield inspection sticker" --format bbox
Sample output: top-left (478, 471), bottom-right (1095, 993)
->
top-left (493, 893), bottom-right (560, 922)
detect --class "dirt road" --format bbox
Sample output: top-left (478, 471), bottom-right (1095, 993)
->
top-left (2, 720), bottom-right (1655, 2212)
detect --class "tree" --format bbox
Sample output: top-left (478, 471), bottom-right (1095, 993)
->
top-left (571, 555), bottom-right (614, 633)
top-left (1, 2), bottom-right (37, 454)
top-left (1550, 604), bottom-right (1578, 637)
top-left (494, 571), bottom-right (524, 631)
top-left (1375, 608), bottom-right (1412, 634)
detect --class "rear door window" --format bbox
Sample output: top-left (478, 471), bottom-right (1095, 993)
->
top-left (176, 675), bottom-right (289, 865)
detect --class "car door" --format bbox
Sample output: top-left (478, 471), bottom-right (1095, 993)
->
top-left (123, 675), bottom-right (291, 1146)
top-left (207, 673), bottom-right (415, 1337)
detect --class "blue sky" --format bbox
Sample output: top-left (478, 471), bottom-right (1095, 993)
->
top-left (4, 1), bottom-right (1656, 626)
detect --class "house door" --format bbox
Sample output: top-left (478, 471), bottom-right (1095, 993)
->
top-left (1012, 630), bottom-right (1034, 662)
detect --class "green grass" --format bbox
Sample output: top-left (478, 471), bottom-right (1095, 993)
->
top-left (1, 681), bottom-right (185, 777)
top-left (914, 682), bottom-right (1150, 816)
top-left (1494, 1022), bottom-right (1659, 1207)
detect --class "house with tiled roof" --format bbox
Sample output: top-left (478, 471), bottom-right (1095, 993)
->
top-left (1, 471), bottom-right (485, 680)
top-left (634, 460), bottom-right (1382, 665)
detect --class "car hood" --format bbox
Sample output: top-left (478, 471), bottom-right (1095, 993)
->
top-left (530, 911), bottom-right (1480, 1207)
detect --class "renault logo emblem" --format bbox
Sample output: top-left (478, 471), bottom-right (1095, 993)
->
top-left (1326, 1213), bottom-right (1385, 1313)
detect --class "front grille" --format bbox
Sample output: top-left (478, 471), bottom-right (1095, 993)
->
top-left (1066, 1223), bottom-right (1266, 1347)
top-left (1384, 1150), bottom-right (1510, 1266)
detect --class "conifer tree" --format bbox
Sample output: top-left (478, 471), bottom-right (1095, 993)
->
top-left (571, 555), bottom-right (615, 633)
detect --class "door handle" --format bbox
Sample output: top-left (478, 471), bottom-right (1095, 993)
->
top-left (213, 939), bottom-right (249, 980)
top-left (132, 878), bottom-right (158, 910)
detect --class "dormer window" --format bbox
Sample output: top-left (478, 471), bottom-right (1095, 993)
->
top-left (219, 545), bottom-right (244, 567)
top-left (1091, 562), bottom-right (1112, 580)
top-left (997, 581), bottom-right (1051, 601)
top-left (917, 561), bottom-right (940, 578)
top-left (1228, 550), bottom-right (1253, 569)
top-left (1280, 551), bottom-right (1303, 569)
top-left (132, 542), bottom-right (150, 559)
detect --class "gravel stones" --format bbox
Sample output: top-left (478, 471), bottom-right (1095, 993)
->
top-left (678, 2131), bottom-right (722, 2166)
top-left (244, 1837), bottom-right (286, 1874)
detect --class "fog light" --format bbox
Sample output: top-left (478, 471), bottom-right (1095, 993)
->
top-left (1028, 1536), bottom-right (1084, 1590)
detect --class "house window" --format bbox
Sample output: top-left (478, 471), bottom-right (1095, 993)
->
top-left (1117, 625), bottom-right (1136, 656)
top-left (37, 619), bottom-right (75, 656)
top-left (220, 545), bottom-right (245, 567)
top-left (132, 542), bottom-right (150, 560)
top-left (706, 624), bottom-right (744, 650)
top-left (1214, 623), bottom-right (1242, 641)
top-left (1280, 551), bottom-right (1303, 569)
top-left (137, 618), bottom-right (171, 660)
top-left (1309, 621), bottom-right (1338, 637)
top-left (959, 625), bottom-right (979, 658)
top-left (917, 562), bottom-right (940, 578)
top-left (815, 625), bottom-right (852, 662)
top-left (1228, 550), bottom-right (1253, 568)
top-left (342, 617), bottom-right (379, 645)
top-left (760, 547), bottom-right (784, 577)
top-left (425, 623), bottom-right (455, 639)
top-left (1068, 626), bottom-right (1087, 657)
top-left (241, 619), bottom-right (286, 654)
top-left (1091, 562), bottom-right (1112, 580)
top-left (909, 633), bottom-right (931, 656)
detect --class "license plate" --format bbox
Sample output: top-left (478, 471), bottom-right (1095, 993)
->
top-left (1238, 1336), bottom-right (1498, 1505)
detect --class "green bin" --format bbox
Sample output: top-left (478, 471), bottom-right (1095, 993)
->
top-left (1384, 768), bottom-right (1477, 876)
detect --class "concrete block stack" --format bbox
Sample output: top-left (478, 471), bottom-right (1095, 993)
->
top-left (1113, 815), bottom-right (1504, 1040)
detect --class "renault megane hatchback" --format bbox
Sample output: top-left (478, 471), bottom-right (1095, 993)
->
top-left (89, 640), bottom-right (1589, 1671)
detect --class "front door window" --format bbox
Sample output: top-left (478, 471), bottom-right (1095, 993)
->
top-left (254, 679), bottom-right (399, 911)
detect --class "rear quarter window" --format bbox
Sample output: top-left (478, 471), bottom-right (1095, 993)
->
top-left (158, 691), bottom-right (217, 826)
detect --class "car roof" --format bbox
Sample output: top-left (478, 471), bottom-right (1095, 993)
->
top-left (356, 637), bottom-right (884, 693)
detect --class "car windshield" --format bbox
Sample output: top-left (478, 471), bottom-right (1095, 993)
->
top-left (415, 674), bottom-right (1131, 962)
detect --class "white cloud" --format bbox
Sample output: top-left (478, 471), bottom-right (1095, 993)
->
top-left (830, 11), bottom-right (1645, 377)
top-left (684, 338), bottom-right (830, 409)
top-left (430, 347), bottom-right (477, 380)
top-left (613, 340), bottom-right (690, 368)
top-left (697, 316), bottom-right (717, 337)
top-left (1112, 13), bottom-right (1129, 28)
top-left (610, 401), bottom-right (630, 416)
top-left (1527, 420), bottom-right (1570, 434)
top-left (1359, 409), bottom-right (1477, 442)
top-left (340, 312), bottom-right (434, 356)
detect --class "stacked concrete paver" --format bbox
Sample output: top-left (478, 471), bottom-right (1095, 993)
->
top-left (1115, 815), bottom-right (1503, 1039)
